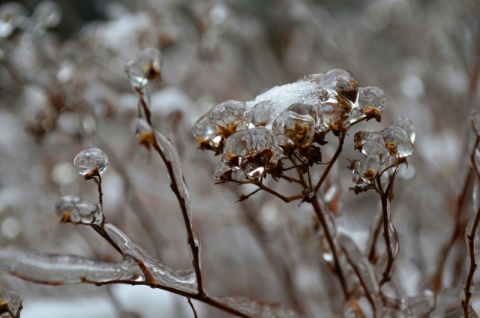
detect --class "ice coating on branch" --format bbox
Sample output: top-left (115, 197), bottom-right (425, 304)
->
top-left (125, 47), bottom-right (162, 88)
top-left (338, 234), bottom-right (383, 314)
top-left (0, 248), bottom-right (142, 284)
top-left (73, 147), bottom-right (109, 177)
top-left (214, 127), bottom-right (282, 182)
top-left (212, 296), bottom-right (298, 318)
top-left (55, 195), bottom-right (104, 225)
top-left (103, 223), bottom-right (198, 293)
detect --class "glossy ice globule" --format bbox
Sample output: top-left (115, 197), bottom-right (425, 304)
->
top-left (73, 147), bottom-right (109, 176)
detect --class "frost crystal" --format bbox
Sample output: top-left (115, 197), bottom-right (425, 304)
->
top-left (55, 195), bottom-right (104, 225)
top-left (73, 147), bottom-right (109, 177)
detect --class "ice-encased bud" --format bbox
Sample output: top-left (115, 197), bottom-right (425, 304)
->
top-left (273, 103), bottom-right (316, 147)
top-left (393, 116), bottom-right (415, 143)
top-left (55, 195), bottom-right (104, 225)
top-left (318, 101), bottom-right (342, 132)
top-left (361, 133), bottom-right (389, 159)
top-left (357, 86), bottom-right (386, 112)
top-left (192, 100), bottom-right (246, 153)
top-left (125, 47), bottom-right (162, 88)
top-left (382, 125), bottom-right (414, 158)
top-left (73, 147), bottom-right (109, 177)
top-left (0, 2), bottom-right (27, 38)
top-left (323, 69), bottom-right (358, 102)
top-left (245, 100), bottom-right (276, 128)
top-left (32, 1), bottom-right (61, 30)
top-left (215, 127), bottom-right (282, 181)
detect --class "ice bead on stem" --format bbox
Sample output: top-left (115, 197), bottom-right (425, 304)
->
top-left (31, 1), bottom-right (61, 30)
top-left (357, 86), bottom-right (386, 112)
top-left (0, 2), bottom-right (27, 38)
top-left (73, 147), bottom-right (109, 177)
top-left (55, 195), bottom-right (104, 225)
top-left (125, 47), bottom-right (162, 88)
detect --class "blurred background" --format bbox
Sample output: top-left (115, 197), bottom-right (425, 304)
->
top-left (0, 0), bottom-right (479, 317)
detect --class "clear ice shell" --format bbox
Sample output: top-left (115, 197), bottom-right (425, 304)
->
top-left (54, 195), bottom-right (104, 225)
top-left (357, 86), bottom-right (386, 112)
top-left (273, 103), bottom-right (316, 147)
top-left (214, 127), bottom-right (282, 181)
top-left (393, 116), bottom-right (415, 143)
top-left (192, 100), bottom-right (246, 151)
top-left (125, 47), bottom-right (162, 88)
top-left (381, 125), bottom-right (414, 158)
top-left (245, 100), bottom-right (276, 128)
top-left (73, 147), bottom-right (109, 176)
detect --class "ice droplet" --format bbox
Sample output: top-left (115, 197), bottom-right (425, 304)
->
top-left (32, 1), bottom-right (62, 30)
top-left (125, 47), bottom-right (162, 88)
top-left (73, 147), bottom-right (109, 176)
top-left (55, 195), bottom-right (104, 225)
top-left (0, 286), bottom-right (22, 317)
top-left (0, 2), bottom-right (27, 38)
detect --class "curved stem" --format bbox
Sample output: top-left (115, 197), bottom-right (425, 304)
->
top-left (311, 196), bottom-right (348, 298)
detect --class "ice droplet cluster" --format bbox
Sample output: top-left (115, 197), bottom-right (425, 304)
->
top-left (73, 147), bottom-right (109, 177)
top-left (193, 69), bottom-right (387, 182)
top-left (351, 117), bottom-right (415, 193)
top-left (54, 195), bottom-right (104, 225)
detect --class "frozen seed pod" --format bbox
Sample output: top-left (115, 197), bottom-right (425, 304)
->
top-left (192, 100), bottom-right (246, 153)
top-left (381, 125), bottom-right (414, 158)
top-left (393, 116), bottom-right (415, 143)
top-left (216, 127), bottom-right (282, 182)
top-left (55, 195), bottom-right (104, 225)
top-left (246, 100), bottom-right (276, 128)
top-left (74, 147), bottom-right (109, 177)
top-left (273, 104), bottom-right (316, 147)
top-left (125, 47), bottom-right (162, 88)
top-left (323, 69), bottom-right (358, 102)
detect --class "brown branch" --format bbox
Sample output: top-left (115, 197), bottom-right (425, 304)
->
top-left (254, 182), bottom-right (303, 203)
top-left (314, 133), bottom-right (346, 194)
top-left (462, 134), bottom-right (480, 317)
top-left (375, 174), bottom-right (396, 286)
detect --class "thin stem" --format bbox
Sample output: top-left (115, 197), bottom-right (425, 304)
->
top-left (150, 139), bottom-right (204, 294)
top-left (375, 175), bottom-right (395, 286)
top-left (255, 182), bottom-right (303, 203)
top-left (188, 298), bottom-right (198, 318)
top-left (432, 168), bottom-right (473, 292)
top-left (462, 134), bottom-right (480, 316)
top-left (311, 196), bottom-right (348, 298)
top-left (368, 171), bottom-right (397, 262)
top-left (314, 133), bottom-right (345, 194)
top-left (90, 224), bottom-right (123, 255)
